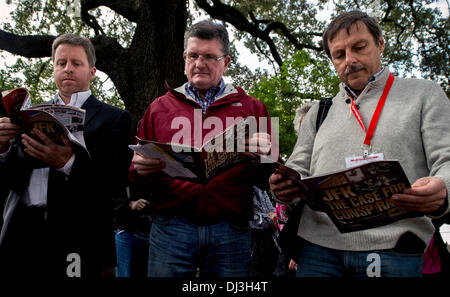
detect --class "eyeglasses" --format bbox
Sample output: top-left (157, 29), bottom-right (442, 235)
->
top-left (184, 53), bottom-right (226, 64)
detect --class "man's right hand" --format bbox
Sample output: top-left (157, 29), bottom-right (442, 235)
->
top-left (0, 117), bottom-right (20, 153)
top-left (132, 151), bottom-right (166, 177)
top-left (269, 172), bottom-right (303, 203)
top-left (129, 198), bottom-right (150, 211)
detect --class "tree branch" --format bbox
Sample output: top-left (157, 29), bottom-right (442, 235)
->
top-left (264, 22), bottom-right (322, 52)
top-left (90, 34), bottom-right (127, 77)
top-left (195, 0), bottom-right (322, 68)
top-left (381, 0), bottom-right (395, 23)
top-left (81, 0), bottom-right (140, 23)
top-left (195, 0), bottom-right (284, 66)
top-left (81, 8), bottom-right (105, 36)
top-left (0, 29), bottom-right (126, 78)
top-left (0, 30), bottom-right (55, 58)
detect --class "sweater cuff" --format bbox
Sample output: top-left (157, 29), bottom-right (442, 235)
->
top-left (429, 190), bottom-right (449, 217)
top-left (270, 190), bottom-right (301, 206)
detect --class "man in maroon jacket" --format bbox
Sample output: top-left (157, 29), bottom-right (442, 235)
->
top-left (130, 20), bottom-right (273, 277)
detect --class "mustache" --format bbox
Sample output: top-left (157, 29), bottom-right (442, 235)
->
top-left (344, 65), bottom-right (365, 75)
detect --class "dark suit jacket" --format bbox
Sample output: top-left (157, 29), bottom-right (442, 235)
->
top-left (0, 95), bottom-right (133, 278)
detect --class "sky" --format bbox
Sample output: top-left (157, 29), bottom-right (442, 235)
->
top-left (1, 0), bottom-right (449, 245)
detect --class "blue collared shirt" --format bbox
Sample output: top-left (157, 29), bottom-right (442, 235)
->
top-left (185, 79), bottom-right (226, 112)
top-left (344, 68), bottom-right (385, 100)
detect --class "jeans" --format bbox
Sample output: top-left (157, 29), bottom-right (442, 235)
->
top-left (115, 230), bottom-right (150, 277)
top-left (148, 215), bottom-right (251, 277)
top-left (296, 242), bottom-right (424, 277)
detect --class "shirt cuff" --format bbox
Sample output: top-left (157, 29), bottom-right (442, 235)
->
top-left (57, 154), bottom-right (75, 177)
top-left (270, 190), bottom-right (301, 206)
top-left (0, 145), bottom-right (11, 159)
top-left (429, 192), bottom-right (449, 218)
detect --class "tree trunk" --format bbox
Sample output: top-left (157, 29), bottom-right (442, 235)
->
top-left (0, 0), bottom-right (188, 134)
top-left (101, 0), bottom-right (188, 132)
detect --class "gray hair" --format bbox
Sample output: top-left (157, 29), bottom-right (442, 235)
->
top-left (52, 33), bottom-right (96, 67)
top-left (184, 19), bottom-right (230, 56)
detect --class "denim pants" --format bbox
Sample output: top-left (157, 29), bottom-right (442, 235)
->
top-left (115, 230), bottom-right (150, 277)
top-left (148, 215), bottom-right (251, 277)
top-left (296, 242), bottom-right (424, 277)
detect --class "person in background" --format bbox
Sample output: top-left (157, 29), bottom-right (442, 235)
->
top-left (276, 101), bottom-right (315, 231)
top-left (249, 185), bottom-right (281, 277)
top-left (422, 213), bottom-right (450, 277)
top-left (269, 10), bottom-right (450, 277)
top-left (113, 183), bottom-right (153, 278)
top-left (275, 101), bottom-right (315, 275)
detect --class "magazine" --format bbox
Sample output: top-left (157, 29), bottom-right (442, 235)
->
top-left (1, 87), bottom-right (88, 153)
top-left (129, 116), bottom-right (269, 185)
top-left (271, 160), bottom-right (423, 233)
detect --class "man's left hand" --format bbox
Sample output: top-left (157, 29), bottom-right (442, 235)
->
top-left (21, 128), bottom-right (74, 168)
top-left (391, 177), bottom-right (447, 214)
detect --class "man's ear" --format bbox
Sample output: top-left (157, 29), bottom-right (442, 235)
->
top-left (90, 66), bottom-right (97, 80)
top-left (378, 37), bottom-right (385, 55)
top-left (223, 55), bottom-right (231, 73)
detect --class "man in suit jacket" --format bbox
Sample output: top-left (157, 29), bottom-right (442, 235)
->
top-left (0, 33), bottom-right (132, 278)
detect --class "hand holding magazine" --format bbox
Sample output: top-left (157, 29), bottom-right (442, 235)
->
top-left (129, 117), bottom-right (273, 185)
top-left (269, 160), bottom-right (423, 233)
top-left (1, 87), bottom-right (88, 154)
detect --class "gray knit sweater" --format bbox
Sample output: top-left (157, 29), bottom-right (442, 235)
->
top-left (286, 67), bottom-right (450, 251)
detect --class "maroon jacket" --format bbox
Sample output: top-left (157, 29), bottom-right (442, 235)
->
top-left (130, 82), bottom-right (272, 223)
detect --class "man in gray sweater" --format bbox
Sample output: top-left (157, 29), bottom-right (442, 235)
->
top-left (269, 10), bottom-right (450, 277)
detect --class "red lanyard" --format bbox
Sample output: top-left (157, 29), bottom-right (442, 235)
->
top-left (350, 73), bottom-right (395, 146)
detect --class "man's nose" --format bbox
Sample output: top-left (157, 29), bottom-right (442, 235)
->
top-left (345, 51), bottom-right (357, 65)
top-left (64, 63), bottom-right (73, 72)
top-left (194, 57), bottom-right (207, 67)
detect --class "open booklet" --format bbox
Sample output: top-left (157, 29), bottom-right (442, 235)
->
top-left (270, 160), bottom-right (423, 233)
top-left (129, 116), bottom-right (273, 185)
top-left (1, 87), bottom-right (88, 154)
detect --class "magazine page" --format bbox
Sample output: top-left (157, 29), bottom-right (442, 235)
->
top-left (0, 91), bottom-right (8, 117)
top-left (1, 87), bottom-right (30, 122)
top-left (1, 88), bottom-right (88, 155)
top-left (301, 160), bottom-right (423, 233)
top-left (129, 142), bottom-right (198, 180)
top-left (132, 116), bottom-right (265, 184)
top-left (20, 110), bottom-right (67, 144)
top-left (201, 116), bottom-right (250, 153)
top-left (29, 104), bottom-right (85, 133)
top-left (200, 116), bottom-right (257, 182)
top-left (19, 109), bottom-right (88, 151)
top-left (135, 137), bottom-right (203, 171)
top-left (203, 151), bottom-right (248, 182)
top-left (136, 137), bottom-right (200, 153)
top-left (28, 104), bottom-right (87, 149)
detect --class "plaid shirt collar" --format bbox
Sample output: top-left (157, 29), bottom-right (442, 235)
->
top-left (344, 68), bottom-right (385, 100)
top-left (186, 79), bottom-right (226, 112)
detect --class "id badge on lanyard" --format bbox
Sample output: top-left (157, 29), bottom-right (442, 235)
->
top-left (345, 74), bottom-right (395, 168)
top-left (345, 152), bottom-right (384, 168)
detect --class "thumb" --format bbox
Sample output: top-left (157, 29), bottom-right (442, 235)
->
top-left (61, 135), bottom-right (71, 146)
top-left (403, 177), bottom-right (429, 194)
top-left (411, 177), bottom-right (431, 188)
